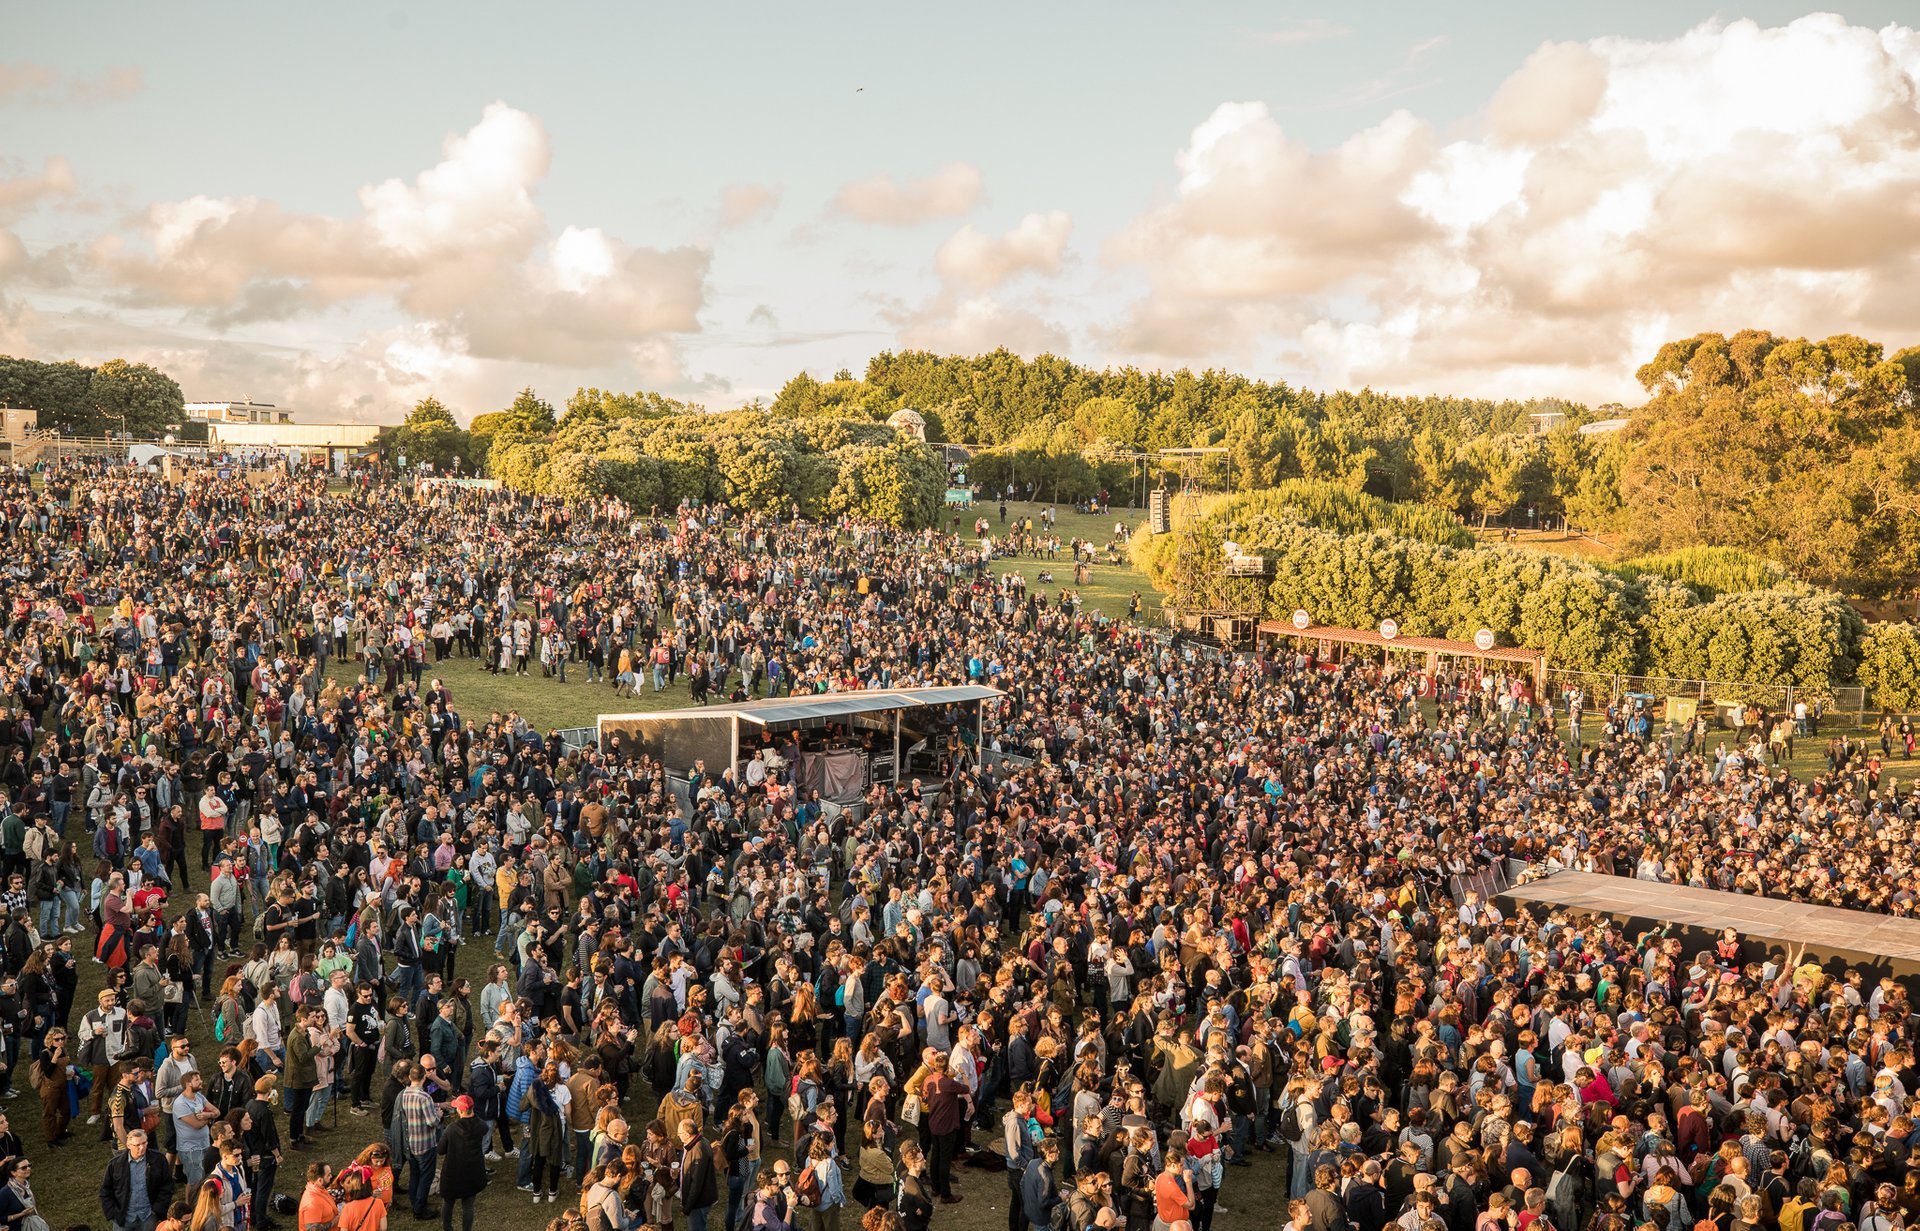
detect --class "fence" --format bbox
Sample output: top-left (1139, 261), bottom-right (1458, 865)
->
top-left (1544, 668), bottom-right (1872, 725)
top-left (555, 726), bottom-right (597, 750)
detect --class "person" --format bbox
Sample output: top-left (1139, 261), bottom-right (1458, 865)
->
top-left (0, 1160), bottom-right (38, 1231)
top-left (174, 1068), bottom-right (223, 1190)
top-left (103, 1121), bottom-right (176, 1229)
top-left (436, 1095), bottom-right (489, 1231)
top-left (335, 1169), bottom-right (387, 1231)
top-left (298, 1163), bottom-right (339, 1231)
top-left (393, 1064), bottom-right (442, 1222)
top-left (797, 1135), bottom-right (844, 1231)
top-left (1023, 1138), bottom-right (1063, 1231)
top-left (682, 1115), bottom-right (722, 1231)
top-left (896, 1143), bottom-right (933, 1231)
top-left (921, 1053), bottom-right (967, 1204)
top-left (523, 1061), bottom-right (568, 1204)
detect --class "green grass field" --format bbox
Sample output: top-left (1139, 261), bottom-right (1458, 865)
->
top-left (976, 500), bottom-right (1161, 623)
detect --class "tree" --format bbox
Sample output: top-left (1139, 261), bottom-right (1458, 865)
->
top-left (379, 397), bottom-right (469, 471)
top-left (89, 359), bottom-right (184, 438)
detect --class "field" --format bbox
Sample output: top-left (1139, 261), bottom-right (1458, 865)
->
top-left (977, 500), bottom-right (1161, 622)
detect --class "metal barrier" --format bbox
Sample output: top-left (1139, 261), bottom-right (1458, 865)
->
top-left (1545, 669), bottom-right (1873, 725)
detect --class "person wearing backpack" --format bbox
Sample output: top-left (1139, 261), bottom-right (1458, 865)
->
top-left (1777, 1179), bottom-right (1820, 1231)
top-left (1808, 1192), bottom-right (1849, 1231)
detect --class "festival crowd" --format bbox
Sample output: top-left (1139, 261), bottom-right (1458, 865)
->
top-left (0, 461), bottom-right (1903, 1231)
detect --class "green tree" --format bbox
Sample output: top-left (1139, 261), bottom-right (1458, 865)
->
top-left (89, 359), bottom-right (184, 438)
top-left (380, 397), bottom-right (470, 471)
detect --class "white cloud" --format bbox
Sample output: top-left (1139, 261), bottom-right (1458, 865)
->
top-left (0, 63), bottom-right (144, 107)
top-left (719, 183), bottom-right (780, 228)
top-left (833, 162), bottom-right (983, 225)
top-left (93, 102), bottom-right (708, 371)
top-left (1108, 14), bottom-right (1920, 402)
top-left (934, 211), bottom-right (1072, 291)
top-left (898, 296), bottom-right (1069, 358)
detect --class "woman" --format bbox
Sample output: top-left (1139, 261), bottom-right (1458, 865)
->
top-left (1186, 1118), bottom-right (1226, 1231)
top-left (348, 1144), bottom-right (396, 1212)
top-left (764, 1024), bottom-right (792, 1145)
top-left (638, 1121), bottom-right (675, 1227)
top-left (336, 1168), bottom-right (387, 1231)
top-left (826, 1039), bottom-right (857, 1151)
top-left (895, 1140), bottom-right (933, 1231)
top-left (1645, 1167), bottom-right (1692, 1230)
top-left (189, 1179), bottom-right (227, 1231)
top-left (0, 1158), bottom-right (38, 1231)
top-left (1153, 1144), bottom-right (1194, 1231)
top-left (852, 1120), bottom-right (895, 1209)
top-left (528, 1060), bottom-right (571, 1203)
top-left (723, 1096), bottom-right (763, 1231)
top-left (801, 1135), bottom-right (846, 1231)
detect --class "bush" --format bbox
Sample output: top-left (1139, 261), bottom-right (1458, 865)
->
top-left (1861, 623), bottom-right (1920, 712)
top-left (1614, 546), bottom-right (1789, 598)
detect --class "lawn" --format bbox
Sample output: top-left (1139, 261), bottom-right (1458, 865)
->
top-left (975, 500), bottom-right (1161, 623)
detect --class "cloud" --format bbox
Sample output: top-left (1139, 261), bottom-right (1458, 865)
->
top-left (90, 102), bottom-right (709, 370)
top-left (1108, 14), bottom-right (1920, 403)
top-left (719, 183), bottom-right (780, 228)
top-left (1251, 19), bottom-right (1351, 48)
top-left (0, 63), bottom-right (144, 106)
top-left (833, 162), bottom-right (983, 225)
top-left (0, 156), bottom-right (76, 220)
top-left (934, 211), bottom-right (1072, 291)
top-left (898, 296), bottom-right (1069, 358)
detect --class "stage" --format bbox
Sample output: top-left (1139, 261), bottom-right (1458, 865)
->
top-left (1499, 866), bottom-right (1920, 982)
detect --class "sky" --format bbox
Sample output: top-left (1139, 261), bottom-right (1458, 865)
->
top-left (5, 2), bottom-right (1920, 423)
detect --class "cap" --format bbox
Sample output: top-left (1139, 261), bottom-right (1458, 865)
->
top-left (452, 1095), bottom-right (474, 1114)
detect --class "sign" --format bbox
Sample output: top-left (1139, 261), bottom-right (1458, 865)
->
top-left (1379, 619), bottom-right (1399, 641)
top-left (1291, 609), bottom-right (1311, 630)
top-left (1474, 628), bottom-right (1495, 652)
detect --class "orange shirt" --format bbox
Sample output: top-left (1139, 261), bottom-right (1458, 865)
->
top-left (299, 1183), bottom-right (339, 1231)
top-left (1154, 1171), bottom-right (1194, 1225)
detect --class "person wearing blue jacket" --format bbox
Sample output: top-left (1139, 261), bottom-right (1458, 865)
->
top-left (1023, 1138), bottom-right (1062, 1231)
top-left (505, 1040), bottom-right (545, 1191)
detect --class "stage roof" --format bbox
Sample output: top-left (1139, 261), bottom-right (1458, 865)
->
top-left (1502, 867), bottom-right (1920, 970)
top-left (600, 684), bottom-right (1004, 729)
top-left (1258, 621), bottom-right (1545, 666)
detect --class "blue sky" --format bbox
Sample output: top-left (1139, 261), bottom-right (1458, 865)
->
top-left (5, 2), bottom-right (1920, 421)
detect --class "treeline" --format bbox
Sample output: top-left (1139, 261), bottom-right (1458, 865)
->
top-left (772, 350), bottom-right (1624, 528)
top-left (0, 355), bottom-right (186, 436)
top-left (1145, 490), bottom-right (1868, 693)
top-left (378, 393), bottom-right (945, 528)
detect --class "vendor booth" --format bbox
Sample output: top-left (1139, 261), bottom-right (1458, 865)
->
top-left (598, 685), bottom-right (1005, 811)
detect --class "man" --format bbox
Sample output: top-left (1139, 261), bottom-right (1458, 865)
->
top-left (394, 906), bottom-right (426, 1005)
top-left (396, 1062), bottom-right (444, 1220)
top-left (567, 1054), bottom-right (602, 1185)
top-left (101, 1127), bottom-right (174, 1231)
top-left (171, 1069), bottom-right (220, 1189)
top-left (79, 986), bottom-right (133, 1124)
top-left (437, 1094), bottom-right (490, 1231)
top-left (429, 998), bottom-right (466, 1081)
top-left (680, 1115), bottom-right (722, 1231)
top-left (1022, 1137), bottom-right (1063, 1231)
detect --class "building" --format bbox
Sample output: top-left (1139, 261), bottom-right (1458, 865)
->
top-left (1576, 417), bottom-right (1630, 436)
top-left (1527, 411), bottom-right (1569, 435)
top-left (185, 400), bottom-right (293, 425)
top-left (204, 420), bottom-right (382, 472)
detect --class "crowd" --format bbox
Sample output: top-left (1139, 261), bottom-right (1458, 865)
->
top-left (0, 460), bottom-right (1905, 1231)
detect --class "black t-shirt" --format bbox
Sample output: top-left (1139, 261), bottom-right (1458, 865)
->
top-left (353, 1005), bottom-right (383, 1050)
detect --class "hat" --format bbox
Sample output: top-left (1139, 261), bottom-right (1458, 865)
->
top-left (452, 1095), bottom-right (474, 1114)
top-left (1321, 1056), bottom-right (1345, 1072)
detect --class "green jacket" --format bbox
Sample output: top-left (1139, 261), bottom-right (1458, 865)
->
top-left (0, 813), bottom-right (23, 856)
top-left (286, 1022), bottom-right (318, 1087)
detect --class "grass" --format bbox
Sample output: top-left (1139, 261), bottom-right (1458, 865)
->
top-left (973, 500), bottom-right (1160, 623)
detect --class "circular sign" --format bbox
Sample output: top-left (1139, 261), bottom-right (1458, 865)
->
top-left (1474, 628), bottom-right (1496, 652)
top-left (1291, 609), bottom-right (1311, 630)
top-left (1379, 619), bottom-right (1399, 641)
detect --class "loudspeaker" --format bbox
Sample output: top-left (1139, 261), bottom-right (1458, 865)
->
top-left (1149, 489), bottom-right (1170, 535)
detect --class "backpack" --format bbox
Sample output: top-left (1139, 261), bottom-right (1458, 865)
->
top-left (795, 1163), bottom-right (822, 1210)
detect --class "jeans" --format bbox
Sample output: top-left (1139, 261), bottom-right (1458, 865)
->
top-left (308, 1083), bottom-right (333, 1129)
top-left (726, 1176), bottom-right (747, 1231)
top-left (688, 1206), bottom-right (710, 1231)
top-left (60, 886), bottom-right (83, 930)
top-left (36, 899), bottom-right (57, 939)
top-left (574, 1128), bottom-right (592, 1184)
top-left (409, 1149), bottom-right (438, 1215)
top-left (517, 1132), bottom-right (535, 1187)
top-left (182, 1151), bottom-right (207, 1192)
top-left (494, 912), bottom-right (520, 957)
top-left (391, 961), bottom-right (423, 1006)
